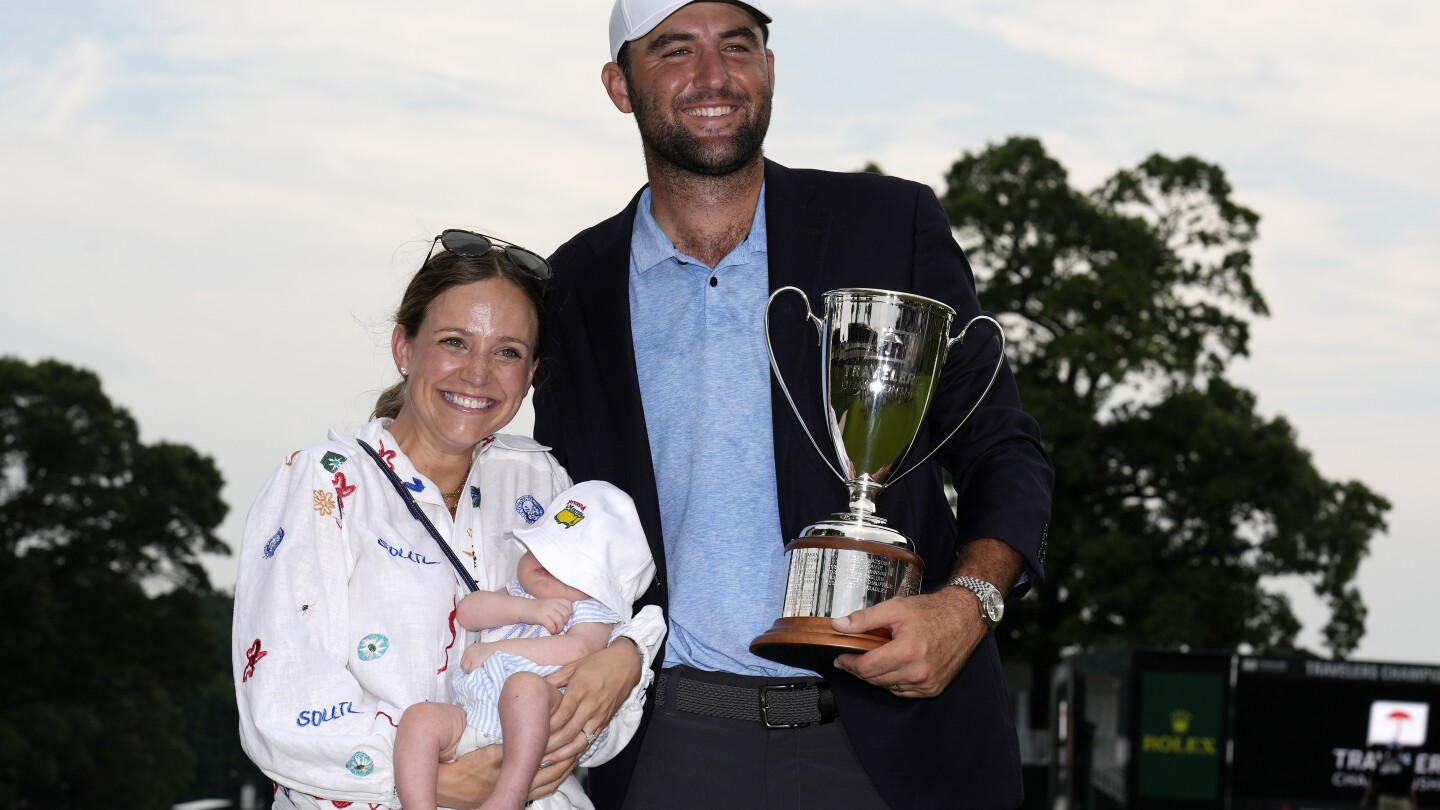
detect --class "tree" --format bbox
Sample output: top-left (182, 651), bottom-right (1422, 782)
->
top-left (0, 357), bottom-right (231, 808)
top-left (937, 138), bottom-right (1389, 679)
top-left (182, 590), bottom-right (270, 806)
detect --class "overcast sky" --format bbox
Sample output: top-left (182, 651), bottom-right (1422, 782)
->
top-left (3, 1), bottom-right (1436, 665)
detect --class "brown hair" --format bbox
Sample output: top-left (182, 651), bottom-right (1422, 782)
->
top-left (372, 248), bottom-right (546, 420)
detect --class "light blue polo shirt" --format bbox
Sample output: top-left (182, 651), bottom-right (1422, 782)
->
top-left (629, 186), bottom-right (811, 677)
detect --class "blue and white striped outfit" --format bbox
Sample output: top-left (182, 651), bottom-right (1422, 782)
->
top-left (452, 579), bottom-right (619, 762)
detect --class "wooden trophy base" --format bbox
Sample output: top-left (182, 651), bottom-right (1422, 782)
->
top-left (751, 617), bottom-right (893, 673)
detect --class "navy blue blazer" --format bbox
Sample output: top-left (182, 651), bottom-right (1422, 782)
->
top-left (534, 159), bottom-right (1053, 809)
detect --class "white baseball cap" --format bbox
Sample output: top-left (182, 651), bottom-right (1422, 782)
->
top-left (608, 0), bottom-right (772, 62)
top-left (512, 480), bottom-right (656, 622)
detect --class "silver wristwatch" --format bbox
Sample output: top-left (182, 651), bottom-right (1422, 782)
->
top-left (948, 576), bottom-right (1004, 631)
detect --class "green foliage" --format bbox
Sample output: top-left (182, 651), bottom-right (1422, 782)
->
top-left (939, 138), bottom-right (1388, 662)
top-left (0, 358), bottom-right (227, 585)
top-left (184, 591), bottom-right (270, 805)
top-left (0, 357), bottom-right (234, 808)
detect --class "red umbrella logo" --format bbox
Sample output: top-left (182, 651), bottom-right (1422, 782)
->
top-left (1388, 710), bottom-right (1412, 743)
top-left (1368, 700), bottom-right (1429, 748)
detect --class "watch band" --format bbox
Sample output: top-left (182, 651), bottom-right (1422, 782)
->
top-left (947, 576), bottom-right (1003, 630)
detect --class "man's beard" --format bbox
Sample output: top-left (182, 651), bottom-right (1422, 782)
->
top-left (631, 87), bottom-right (771, 178)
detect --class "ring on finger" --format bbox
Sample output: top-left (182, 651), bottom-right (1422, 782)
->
top-left (584, 729), bottom-right (599, 745)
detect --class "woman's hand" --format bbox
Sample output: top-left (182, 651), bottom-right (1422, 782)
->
top-left (544, 638), bottom-right (643, 757)
top-left (531, 750), bottom-right (581, 801)
top-left (436, 741), bottom-right (578, 807)
top-left (436, 743), bottom-right (502, 809)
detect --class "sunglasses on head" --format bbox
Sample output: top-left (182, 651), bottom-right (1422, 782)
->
top-left (423, 229), bottom-right (552, 280)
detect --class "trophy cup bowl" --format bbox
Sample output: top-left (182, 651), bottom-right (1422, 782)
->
top-left (750, 288), bottom-right (1003, 672)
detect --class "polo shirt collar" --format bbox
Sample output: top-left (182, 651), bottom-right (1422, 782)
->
top-left (632, 185), bottom-right (768, 274)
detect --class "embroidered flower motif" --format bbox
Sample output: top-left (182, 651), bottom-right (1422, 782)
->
top-left (515, 494), bottom-right (544, 524)
top-left (377, 439), bottom-right (397, 471)
top-left (242, 638), bottom-right (267, 682)
top-left (263, 528), bottom-right (285, 559)
top-left (403, 477), bottom-right (424, 493)
top-left (470, 486), bottom-right (481, 508)
top-left (332, 472), bottom-right (356, 516)
top-left (313, 490), bottom-right (337, 517)
top-left (480, 435), bottom-right (497, 450)
top-left (344, 752), bottom-right (374, 777)
top-left (320, 451), bottom-right (348, 473)
top-left (285, 450), bottom-right (302, 467)
top-left (296, 591), bottom-right (318, 617)
top-left (357, 633), bottom-right (389, 661)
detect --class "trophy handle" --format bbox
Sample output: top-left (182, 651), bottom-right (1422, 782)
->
top-left (765, 286), bottom-right (847, 485)
top-left (886, 314), bottom-right (1007, 488)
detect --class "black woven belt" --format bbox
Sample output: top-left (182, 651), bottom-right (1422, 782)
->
top-left (655, 669), bottom-right (838, 729)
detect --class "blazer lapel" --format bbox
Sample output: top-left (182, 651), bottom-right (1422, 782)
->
top-left (574, 190), bottom-right (667, 549)
top-left (578, 192), bottom-right (649, 426)
top-left (762, 161), bottom-right (845, 537)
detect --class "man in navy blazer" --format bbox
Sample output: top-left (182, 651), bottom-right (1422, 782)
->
top-left (534, 2), bottom-right (1053, 807)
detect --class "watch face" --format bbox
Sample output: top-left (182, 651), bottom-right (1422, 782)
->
top-left (983, 592), bottom-right (1004, 623)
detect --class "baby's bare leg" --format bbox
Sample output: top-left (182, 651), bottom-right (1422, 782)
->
top-left (480, 672), bottom-right (563, 810)
top-left (395, 702), bottom-right (468, 810)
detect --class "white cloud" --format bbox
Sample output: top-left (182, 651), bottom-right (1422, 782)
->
top-left (1237, 185), bottom-right (1439, 390)
top-left (16, 39), bottom-right (112, 133)
top-left (894, 0), bottom-right (1440, 199)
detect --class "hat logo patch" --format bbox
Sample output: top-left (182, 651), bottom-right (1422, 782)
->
top-left (554, 499), bottom-right (588, 528)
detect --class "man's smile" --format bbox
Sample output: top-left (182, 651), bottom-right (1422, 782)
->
top-left (685, 105), bottom-right (738, 117)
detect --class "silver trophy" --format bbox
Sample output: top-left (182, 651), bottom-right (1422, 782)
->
top-left (750, 287), bottom-right (1005, 672)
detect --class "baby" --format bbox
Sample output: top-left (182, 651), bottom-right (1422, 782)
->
top-left (394, 480), bottom-right (655, 810)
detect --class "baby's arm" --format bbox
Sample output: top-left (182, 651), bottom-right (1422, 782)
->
top-left (457, 590), bottom-right (571, 635)
top-left (465, 622), bottom-right (611, 671)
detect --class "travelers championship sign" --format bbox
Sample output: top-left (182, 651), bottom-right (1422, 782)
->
top-left (1230, 657), bottom-right (1440, 808)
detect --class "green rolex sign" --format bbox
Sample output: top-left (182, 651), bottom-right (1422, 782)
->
top-left (1136, 670), bottom-right (1224, 800)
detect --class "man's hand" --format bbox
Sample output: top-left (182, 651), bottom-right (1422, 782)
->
top-left (831, 587), bottom-right (986, 698)
top-left (521, 597), bottom-right (574, 635)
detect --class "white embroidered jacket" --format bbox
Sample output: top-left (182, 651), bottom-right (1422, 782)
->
top-left (232, 419), bottom-right (665, 809)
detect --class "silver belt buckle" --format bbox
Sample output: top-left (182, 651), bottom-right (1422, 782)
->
top-left (759, 683), bottom-right (810, 729)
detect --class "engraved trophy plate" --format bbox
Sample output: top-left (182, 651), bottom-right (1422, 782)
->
top-left (750, 288), bottom-right (1004, 671)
